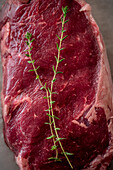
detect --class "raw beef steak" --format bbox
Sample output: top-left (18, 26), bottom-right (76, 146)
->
top-left (0, 0), bottom-right (113, 169)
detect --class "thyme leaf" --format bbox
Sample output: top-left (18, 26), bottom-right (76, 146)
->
top-left (51, 145), bottom-right (58, 151)
top-left (64, 19), bottom-right (70, 24)
top-left (27, 60), bottom-right (35, 64)
top-left (48, 157), bottom-right (61, 162)
top-left (31, 38), bottom-right (35, 42)
top-left (52, 92), bottom-right (58, 94)
top-left (48, 88), bottom-right (51, 94)
top-left (44, 122), bottom-right (50, 125)
top-left (28, 69), bottom-right (34, 72)
top-left (43, 96), bottom-right (50, 99)
top-left (56, 34), bottom-right (61, 40)
top-left (56, 43), bottom-right (60, 50)
top-left (25, 54), bottom-right (29, 57)
top-left (60, 48), bottom-right (65, 51)
top-left (62, 35), bottom-right (68, 41)
top-left (59, 58), bottom-right (65, 63)
top-left (36, 75), bottom-right (39, 79)
top-left (54, 56), bottom-right (58, 62)
top-left (57, 71), bottom-right (63, 74)
top-left (53, 65), bottom-right (56, 73)
top-left (46, 114), bottom-right (59, 120)
top-left (47, 135), bottom-right (56, 139)
top-left (45, 121), bottom-right (53, 125)
top-left (55, 138), bottom-right (66, 142)
top-left (53, 78), bottom-right (56, 82)
top-left (50, 101), bottom-right (55, 104)
top-left (55, 128), bottom-right (60, 130)
top-left (61, 152), bottom-right (74, 156)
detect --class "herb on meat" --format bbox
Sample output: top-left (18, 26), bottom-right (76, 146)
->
top-left (25, 33), bottom-right (58, 161)
top-left (25, 6), bottom-right (73, 169)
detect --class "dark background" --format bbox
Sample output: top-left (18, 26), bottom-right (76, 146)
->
top-left (0, 0), bottom-right (113, 169)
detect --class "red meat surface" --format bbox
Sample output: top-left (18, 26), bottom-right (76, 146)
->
top-left (0, 0), bottom-right (113, 169)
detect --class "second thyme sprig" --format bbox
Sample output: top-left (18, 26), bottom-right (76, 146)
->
top-left (25, 6), bottom-right (73, 169)
top-left (48, 6), bottom-right (74, 169)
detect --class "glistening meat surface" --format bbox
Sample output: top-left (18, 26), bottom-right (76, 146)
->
top-left (0, 0), bottom-right (113, 169)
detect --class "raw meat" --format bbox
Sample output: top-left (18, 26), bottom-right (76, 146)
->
top-left (0, 0), bottom-right (113, 169)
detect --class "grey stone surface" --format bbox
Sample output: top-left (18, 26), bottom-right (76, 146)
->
top-left (0, 1), bottom-right (22, 170)
top-left (0, 0), bottom-right (113, 169)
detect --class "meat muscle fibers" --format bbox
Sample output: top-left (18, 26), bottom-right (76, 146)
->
top-left (0, 0), bottom-right (113, 169)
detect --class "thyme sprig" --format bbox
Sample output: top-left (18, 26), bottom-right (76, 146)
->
top-left (25, 32), bottom-right (58, 159)
top-left (48, 6), bottom-right (73, 169)
top-left (25, 6), bottom-right (73, 169)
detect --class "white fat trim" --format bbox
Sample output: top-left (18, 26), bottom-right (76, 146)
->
top-left (79, 4), bottom-right (91, 12)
